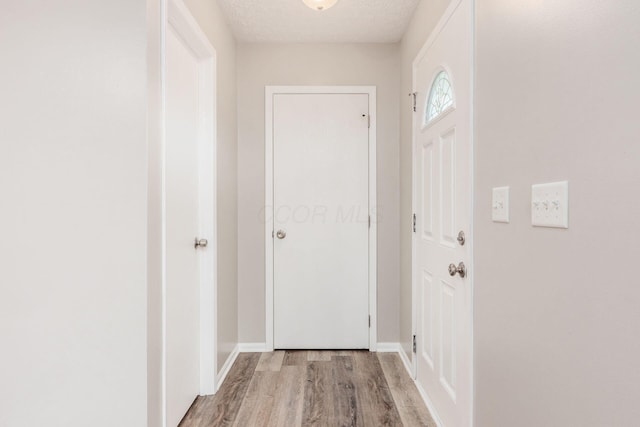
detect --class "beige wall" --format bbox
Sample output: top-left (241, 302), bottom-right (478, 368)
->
top-left (399, 0), bottom-right (453, 360)
top-left (475, 1), bottom-right (640, 425)
top-left (237, 43), bottom-right (401, 344)
top-left (147, 0), bottom-right (163, 424)
top-left (1, 1), bottom-right (148, 425)
top-left (182, 0), bottom-right (239, 374)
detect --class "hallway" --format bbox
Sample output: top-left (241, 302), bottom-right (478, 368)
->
top-left (180, 351), bottom-right (435, 426)
top-left (3, 0), bottom-right (640, 425)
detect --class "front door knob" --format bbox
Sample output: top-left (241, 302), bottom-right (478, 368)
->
top-left (276, 230), bottom-right (287, 239)
top-left (448, 262), bottom-right (466, 278)
top-left (194, 238), bottom-right (208, 249)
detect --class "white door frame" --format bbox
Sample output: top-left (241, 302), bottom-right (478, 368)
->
top-left (163, 0), bottom-right (217, 407)
top-left (411, 0), bottom-right (475, 423)
top-left (265, 86), bottom-right (377, 352)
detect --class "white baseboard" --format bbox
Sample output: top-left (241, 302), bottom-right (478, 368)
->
top-left (414, 378), bottom-right (444, 427)
top-left (376, 342), bottom-right (402, 352)
top-left (398, 346), bottom-right (413, 376)
top-left (375, 342), bottom-right (444, 427)
top-left (215, 344), bottom-right (239, 391)
top-left (238, 342), bottom-right (268, 352)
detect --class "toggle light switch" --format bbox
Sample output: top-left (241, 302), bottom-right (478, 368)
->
top-left (492, 186), bottom-right (510, 223)
top-left (531, 181), bottom-right (569, 228)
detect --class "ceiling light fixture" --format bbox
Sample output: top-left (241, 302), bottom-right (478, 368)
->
top-left (302, 0), bottom-right (338, 11)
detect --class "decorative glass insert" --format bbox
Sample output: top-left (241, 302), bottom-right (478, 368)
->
top-left (425, 71), bottom-right (454, 124)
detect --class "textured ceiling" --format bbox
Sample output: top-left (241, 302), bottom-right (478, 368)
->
top-left (217, 0), bottom-right (420, 43)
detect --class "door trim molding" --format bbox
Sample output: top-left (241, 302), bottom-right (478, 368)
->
top-left (164, 0), bottom-right (218, 403)
top-left (264, 85), bottom-right (377, 352)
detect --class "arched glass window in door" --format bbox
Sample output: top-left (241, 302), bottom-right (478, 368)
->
top-left (425, 70), bottom-right (454, 124)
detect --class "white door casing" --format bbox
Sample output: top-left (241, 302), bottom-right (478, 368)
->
top-left (412, 1), bottom-right (473, 426)
top-left (164, 0), bottom-right (216, 426)
top-left (265, 87), bottom-right (377, 351)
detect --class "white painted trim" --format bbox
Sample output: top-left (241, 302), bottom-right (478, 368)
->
top-left (376, 342), bottom-right (402, 353)
top-left (411, 73), bottom-right (418, 380)
top-left (377, 348), bottom-right (444, 427)
top-left (238, 343), bottom-right (269, 353)
top-left (411, 0), bottom-right (475, 425)
top-left (264, 86), bottom-right (378, 352)
top-left (404, 352), bottom-right (446, 427)
top-left (167, 0), bottom-right (216, 57)
top-left (397, 348), bottom-right (414, 378)
top-left (469, 0), bottom-right (477, 425)
top-left (215, 344), bottom-right (240, 391)
top-left (159, 3), bottom-right (168, 426)
top-left (265, 87), bottom-right (274, 351)
top-left (368, 88), bottom-right (378, 352)
top-left (398, 346), bottom-right (413, 374)
top-left (164, 0), bottom-right (218, 406)
top-left (415, 378), bottom-right (445, 427)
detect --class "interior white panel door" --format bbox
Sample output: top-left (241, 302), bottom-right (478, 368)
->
top-left (273, 93), bottom-right (370, 349)
top-left (165, 27), bottom-right (201, 427)
top-left (414, 1), bottom-right (473, 426)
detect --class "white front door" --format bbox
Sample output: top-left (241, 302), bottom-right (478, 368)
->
top-left (413, 1), bottom-right (473, 426)
top-left (272, 93), bottom-right (370, 349)
top-left (165, 25), bottom-right (205, 427)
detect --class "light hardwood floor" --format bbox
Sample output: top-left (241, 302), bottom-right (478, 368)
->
top-left (179, 351), bottom-right (436, 427)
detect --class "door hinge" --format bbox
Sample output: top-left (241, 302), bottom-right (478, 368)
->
top-left (368, 114), bottom-right (371, 129)
top-left (368, 315), bottom-right (371, 328)
top-left (409, 92), bottom-right (417, 112)
top-left (368, 215), bottom-right (371, 229)
top-left (413, 335), bottom-right (417, 353)
top-left (412, 213), bottom-right (417, 233)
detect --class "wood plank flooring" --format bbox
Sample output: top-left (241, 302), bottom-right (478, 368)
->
top-left (179, 351), bottom-right (436, 427)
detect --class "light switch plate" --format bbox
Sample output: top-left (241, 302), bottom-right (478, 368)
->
top-left (531, 181), bottom-right (569, 228)
top-left (492, 186), bottom-right (510, 223)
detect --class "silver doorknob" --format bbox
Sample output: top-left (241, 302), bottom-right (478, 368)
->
top-left (276, 230), bottom-right (287, 239)
top-left (448, 262), bottom-right (466, 278)
top-left (194, 238), bottom-right (208, 249)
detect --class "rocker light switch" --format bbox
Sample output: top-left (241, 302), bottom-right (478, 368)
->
top-left (492, 186), bottom-right (510, 223)
top-left (531, 181), bottom-right (569, 228)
